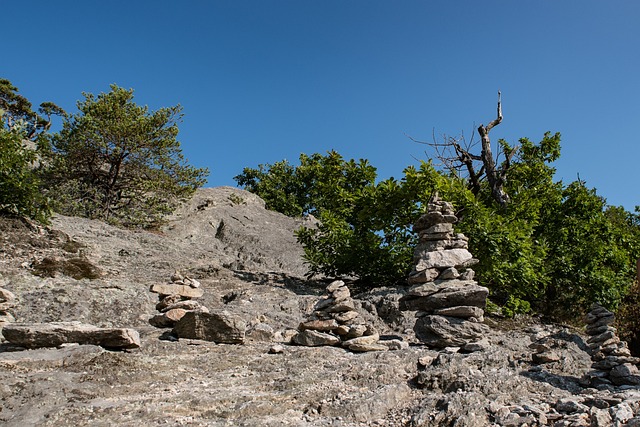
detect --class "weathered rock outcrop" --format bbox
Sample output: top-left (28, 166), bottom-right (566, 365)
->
top-left (161, 186), bottom-right (316, 277)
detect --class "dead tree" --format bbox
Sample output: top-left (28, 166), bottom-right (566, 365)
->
top-left (411, 91), bottom-right (517, 209)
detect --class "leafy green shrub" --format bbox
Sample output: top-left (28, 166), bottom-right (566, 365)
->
top-left (0, 127), bottom-right (51, 223)
top-left (616, 279), bottom-right (640, 356)
top-left (237, 150), bottom-right (417, 284)
top-left (0, 78), bottom-right (63, 223)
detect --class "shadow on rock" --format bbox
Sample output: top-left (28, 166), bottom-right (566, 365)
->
top-left (520, 368), bottom-right (584, 393)
top-left (231, 270), bottom-right (328, 296)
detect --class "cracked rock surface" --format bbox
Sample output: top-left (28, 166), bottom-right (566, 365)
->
top-left (1, 187), bottom-right (640, 426)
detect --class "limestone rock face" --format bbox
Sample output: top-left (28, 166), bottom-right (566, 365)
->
top-left (1, 321), bottom-right (140, 349)
top-left (3, 196), bottom-right (640, 426)
top-left (173, 311), bottom-right (246, 344)
top-left (162, 186), bottom-right (314, 277)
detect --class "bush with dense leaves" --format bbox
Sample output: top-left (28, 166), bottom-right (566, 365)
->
top-left (0, 78), bottom-right (60, 223)
top-left (236, 136), bottom-right (640, 319)
top-left (46, 85), bottom-right (208, 228)
top-left (0, 128), bottom-right (51, 223)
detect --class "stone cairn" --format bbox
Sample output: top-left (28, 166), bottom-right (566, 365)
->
top-left (149, 271), bottom-right (208, 328)
top-left (0, 286), bottom-right (17, 330)
top-left (399, 193), bottom-right (490, 350)
top-left (293, 280), bottom-right (402, 352)
top-left (583, 304), bottom-right (640, 388)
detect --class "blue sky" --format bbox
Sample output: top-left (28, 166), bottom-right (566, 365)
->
top-left (4, 1), bottom-right (639, 210)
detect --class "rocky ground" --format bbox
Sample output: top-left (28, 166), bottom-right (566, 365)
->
top-left (1, 186), bottom-right (639, 426)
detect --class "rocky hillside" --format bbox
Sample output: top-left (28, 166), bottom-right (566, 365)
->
top-left (0, 187), bottom-right (639, 426)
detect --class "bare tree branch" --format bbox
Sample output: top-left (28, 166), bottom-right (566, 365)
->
top-left (409, 90), bottom-right (516, 208)
top-left (477, 90), bottom-right (510, 208)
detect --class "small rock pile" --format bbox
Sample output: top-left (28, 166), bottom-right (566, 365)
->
top-left (293, 280), bottom-right (402, 352)
top-left (149, 271), bottom-right (208, 328)
top-left (399, 193), bottom-right (490, 350)
top-left (0, 286), bottom-right (17, 329)
top-left (583, 304), bottom-right (640, 388)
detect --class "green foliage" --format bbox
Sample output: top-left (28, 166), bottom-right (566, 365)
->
top-left (237, 132), bottom-right (640, 320)
top-left (501, 295), bottom-right (532, 318)
top-left (538, 183), bottom-right (638, 316)
top-left (0, 127), bottom-right (52, 223)
top-left (235, 160), bottom-right (302, 216)
top-left (616, 277), bottom-right (640, 356)
top-left (46, 85), bottom-right (208, 229)
top-left (235, 150), bottom-right (378, 217)
top-left (228, 193), bottom-right (246, 205)
top-left (0, 78), bottom-right (64, 140)
top-left (237, 151), bottom-right (413, 283)
top-left (0, 78), bottom-right (56, 223)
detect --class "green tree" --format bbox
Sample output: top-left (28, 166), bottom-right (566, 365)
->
top-left (0, 78), bottom-right (64, 140)
top-left (235, 150), bottom-right (377, 217)
top-left (47, 85), bottom-right (208, 228)
top-left (0, 126), bottom-right (51, 222)
top-left (237, 135), bottom-right (640, 320)
top-left (539, 184), bottom-right (640, 316)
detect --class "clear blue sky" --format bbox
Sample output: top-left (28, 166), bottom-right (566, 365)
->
top-left (4, 1), bottom-right (639, 210)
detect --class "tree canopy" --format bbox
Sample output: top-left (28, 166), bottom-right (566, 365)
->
top-left (236, 136), bottom-right (640, 319)
top-left (46, 84), bottom-right (208, 228)
top-left (0, 79), bottom-right (60, 222)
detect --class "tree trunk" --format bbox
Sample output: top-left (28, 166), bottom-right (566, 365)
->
top-left (477, 91), bottom-right (510, 208)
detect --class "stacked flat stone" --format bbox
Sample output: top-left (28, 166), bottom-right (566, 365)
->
top-left (399, 193), bottom-right (490, 349)
top-left (583, 304), bottom-right (640, 388)
top-left (293, 280), bottom-right (389, 352)
top-left (0, 287), bottom-right (17, 329)
top-left (149, 271), bottom-right (208, 328)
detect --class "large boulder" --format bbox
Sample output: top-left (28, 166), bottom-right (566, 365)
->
top-left (400, 281), bottom-right (489, 312)
top-left (414, 315), bottom-right (489, 348)
top-left (1, 321), bottom-right (140, 349)
top-left (162, 187), bottom-right (315, 277)
top-left (173, 310), bottom-right (246, 344)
